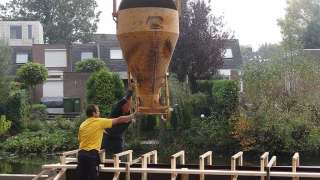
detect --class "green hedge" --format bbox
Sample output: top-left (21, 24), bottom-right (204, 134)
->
top-left (6, 90), bottom-right (28, 133)
top-left (211, 80), bottom-right (239, 117)
top-left (0, 130), bottom-right (78, 153)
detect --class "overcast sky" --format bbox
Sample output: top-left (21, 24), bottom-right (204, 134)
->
top-left (0, 0), bottom-right (287, 50)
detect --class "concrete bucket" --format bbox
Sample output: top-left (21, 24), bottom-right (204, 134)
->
top-left (113, 0), bottom-right (180, 116)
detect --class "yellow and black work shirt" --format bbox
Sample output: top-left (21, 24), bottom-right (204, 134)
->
top-left (78, 118), bottom-right (112, 151)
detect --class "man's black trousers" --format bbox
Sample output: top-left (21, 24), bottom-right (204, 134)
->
top-left (77, 149), bottom-right (100, 180)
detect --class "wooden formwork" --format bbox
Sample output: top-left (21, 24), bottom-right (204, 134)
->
top-left (36, 149), bottom-right (320, 180)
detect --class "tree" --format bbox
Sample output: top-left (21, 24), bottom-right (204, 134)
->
top-left (86, 69), bottom-right (125, 116)
top-left (0, 41), bottom-right (11, 112)
top-left (239, 53), bottom-right (320, 153)
top-left (278, 0), bottom-right (320, 50)
top-left (255, 43), bottom-right (283, 61)
top-left (75, 58), bottom-right (106, 73)
top-left (303, 16), bottom-right (320, 48)
top-left (16, 62), bottom-right (48, 103)
top-left (170, 0), bottom-right (231, 91)
top-left (240, 45), bottom-right (254, 63)
top-left (0, 0), bottom-right (100, 44)
top-left (16, 63), bottom-right (48, 89)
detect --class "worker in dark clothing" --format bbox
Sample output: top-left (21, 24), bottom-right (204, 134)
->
top-left (102, 90), bottom-right (133, 155)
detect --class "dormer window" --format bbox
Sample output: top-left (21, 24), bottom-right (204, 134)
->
top-left (10, 25), bottom-right (22, 39)
top-left (224, 48), bottom-right (233, 59)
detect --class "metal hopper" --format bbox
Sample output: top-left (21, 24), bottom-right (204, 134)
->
top-left (113, 0), bottom-right (180, 117)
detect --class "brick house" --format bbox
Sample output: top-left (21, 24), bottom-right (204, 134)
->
top-left (31, 34), bottom-right (128, 113)
top-left (0, 21), bottom-right (44, 75)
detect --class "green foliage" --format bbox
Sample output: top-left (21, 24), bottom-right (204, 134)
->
top-left (30, 104), bottom-right (47, 122)
top-left (212, 80), bottom-right (239, 117)
top-left (55, 116), bottom-right (75, 130)
top-left (238, 53), bottom-right (320, 153)
top-left (75, 58), bottom-right (106, 73)
top-left (140, 115), bottom-right (157, 132)
top-left (0, 115), bottom-right (11, 135)
top-left (112, 74), bottom-right (125, 100)
top-left (0, 41), bottom-right (11, 107)
top-left (16, 63), bottom-right (48, 89)
top-left (0, 130), bottom-right (77, 153)
top-left (86, 69), bottom-right (125, 116)
top-left (196, 80), bottom-right (215, 95)
top-left (278, 0), bottom-right (320, 49)
top-left (303, 14), bottom-right (320, 48)
top-left (154, 76), bottom-right (240, 162)
top-left (1, 0), bottom-right (101, 44)
top-left (6, 90), bottom-right (28, 133)
top-left (0, 116), bottom-right (80, 154)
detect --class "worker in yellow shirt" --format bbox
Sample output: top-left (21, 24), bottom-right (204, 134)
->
top-left (77, 104), bottom-right (138, 180)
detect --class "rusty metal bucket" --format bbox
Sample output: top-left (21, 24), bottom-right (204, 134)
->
top-left (113, 0), bottom-right (180, 115)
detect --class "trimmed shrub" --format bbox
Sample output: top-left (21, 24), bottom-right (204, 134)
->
top-left (30, 104), bottom-right (47, 121)
top-left (75, 58), bottom-right (106, 73)
top-left (16, 63), bottom-right (48, 88)
top-left (86, 69), bottom-right (125, 116)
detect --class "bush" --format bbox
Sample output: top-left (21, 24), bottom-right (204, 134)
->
top-left (0, 115), bottom-right (11, 135)
top-left (55, 116), bottom-right (75, 130)
top-left (24, 120), bottom-right (44, 132)
top-left (112, 74), bottom-right (125, 100)
top-left (0, 130), bottom-right (78, 154)
top-left (86, 69), bottom-right (125, 116)
top-left (237, 56), bottom-right (320, 154)
top-left (75, 58), bottom-right (106, 73)
top-left (196, 80), bottom-right (215, 95)
top-left (6, 90), bottom-right (28, 133)
top-left (140, 115), bottom-right (157, 132)
top-left (211, 80), bottom-right (239, 118)
top-left (30, 104), bottom-right (47, 121)
top-left (16, 63), bottom-right (48, 88)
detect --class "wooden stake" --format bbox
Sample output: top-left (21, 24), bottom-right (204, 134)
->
top-left (199, 151), bottom-right (213, 180)
top-left (292, 153), bottom-right (300, 180)
top-left (260, 152), bottom-right (269, 180)
top-left (231, 151), bottom-right (243, 180)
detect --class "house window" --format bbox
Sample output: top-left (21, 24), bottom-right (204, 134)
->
top-left (110, 49), bottom-right (123, 59)
top-left (43, 80), bottom-right (64, 97)
top-left (10, 25), bottom-right (22, 39)
top-left (218, 69), bottom-right (231, 80)
top-left (81, 52), bottom-right (93, 60)
top-left (16, 53), bottom-right (28, 64)
top-left (224, 48), bottom-right (233, 59)
top-left (45, 49), bottom-right (67, 67)
top-left (28, 25), bottom-right (32, 39)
